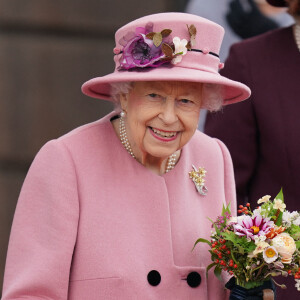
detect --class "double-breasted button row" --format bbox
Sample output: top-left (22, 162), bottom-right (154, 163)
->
top-left (147, 270), bottom-right (201, 288)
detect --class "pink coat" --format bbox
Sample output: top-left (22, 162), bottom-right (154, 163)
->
top-left (2, 112), bottom-right (236, 299)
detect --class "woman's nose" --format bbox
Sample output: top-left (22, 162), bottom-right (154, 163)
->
top-left (158, 100), bottom-right (178, 124)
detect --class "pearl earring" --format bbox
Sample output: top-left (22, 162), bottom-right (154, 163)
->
top-left (120, 110), bottom-right (126, 118)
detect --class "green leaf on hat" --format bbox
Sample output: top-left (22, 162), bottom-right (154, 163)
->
top-left (153, 33), bottom-right (163, 47)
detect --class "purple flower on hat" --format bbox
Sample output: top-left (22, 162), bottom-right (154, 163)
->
top-left (119, 25), bottom-right (167, 69)
top-left (233, 214), bottom-right (274, 240)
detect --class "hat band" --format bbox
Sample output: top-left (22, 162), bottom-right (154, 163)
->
top-left (188, 48), bottom-right (219, 58)
top-left (113, 49), bottom-right (220, 74)
top-left (175, 50), bottom-right (220, 74)
top-left (115, 48), bottom-right (219, 59)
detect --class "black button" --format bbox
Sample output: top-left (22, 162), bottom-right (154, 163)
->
top-left (147, 270), bottom-right (161, 286)
top-left (186, 272), bottom-right (201, 288)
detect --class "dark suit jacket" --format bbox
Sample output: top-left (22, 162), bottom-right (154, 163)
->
top-left (205, 26), bottom-right (300, 298)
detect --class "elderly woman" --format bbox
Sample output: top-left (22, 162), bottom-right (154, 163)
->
top-left (2, 13), bottom-right (250, 299)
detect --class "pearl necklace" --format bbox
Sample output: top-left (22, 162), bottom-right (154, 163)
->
top-left (119, 117), bottom-right (177, 173)
top-left (294, 23), bottom-right (300, 52)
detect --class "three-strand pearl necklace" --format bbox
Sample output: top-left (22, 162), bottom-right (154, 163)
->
top-left (294, 23), bottom-right (300, 52)
top-left (119, 116), bottom-right (177, 173)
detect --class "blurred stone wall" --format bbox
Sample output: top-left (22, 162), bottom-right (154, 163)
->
top-left (0, 0), bottom-right (186, 293)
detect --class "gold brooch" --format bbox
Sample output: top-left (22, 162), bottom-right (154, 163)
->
top-left (189, 165), bottom-right (208, 196)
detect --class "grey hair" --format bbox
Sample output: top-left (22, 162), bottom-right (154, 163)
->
top-left (110, 81), bottom-right (223, 112)
top-left (110, 82), bottom-right (133, 111)
top-left (201, 83), bottom-right (223, 112)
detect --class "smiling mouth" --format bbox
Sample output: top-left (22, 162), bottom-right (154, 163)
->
top-left (149, 127), bottom-right (179, 139)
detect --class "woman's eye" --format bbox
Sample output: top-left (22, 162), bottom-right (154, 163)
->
top-left (180, 99), bottom-right (193, 104)
top-left (148, 93), bottom-right (158, 98)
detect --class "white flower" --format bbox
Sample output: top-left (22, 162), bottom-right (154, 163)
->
top-left (254, 234), bottom-right (266, 245)
top-left (228, 216), bottom-right (244, 224)
top-left (228, 216), bottom-right (237, 224)
top-left (172, 37), bottom-right (188, 64)
top-left (273, 199), bottom-right (286, 212)
top-left (257, 195), bottom-right (271, 204)
top-left (253, 241), bottom-right (269, 256)
top-left (272, 233), bottom-right (296, 263)
top-left (282, 211), bottom-right (300, 226)
top-left (295, 279), bottom-right (300, 291)
top-left (291, 211), bottom-right (299, 219)
top-left (282, 211), bottom-right (292, 227)
top-left (263, 246), bottom-right (278, 263)
top-left (293, 216), bottom-right (300, 226)
top-left (253, 207), bottom-right (262, 216)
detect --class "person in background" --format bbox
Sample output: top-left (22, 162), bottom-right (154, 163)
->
top-left (186, 0), bottom-right (293, 61)
top-left (205, 0), bottom-right (300, 298)
top-left (186, 0), bottom-right (293, 132)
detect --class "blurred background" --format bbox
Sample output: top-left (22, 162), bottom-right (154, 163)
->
top-left (0, 0), bottom-right (292, 295)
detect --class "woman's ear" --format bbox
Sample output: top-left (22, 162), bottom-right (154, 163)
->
top-left (120, 93), bottom-right (129, 112)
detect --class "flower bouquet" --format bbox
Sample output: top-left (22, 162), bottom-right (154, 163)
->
top-left (194, 190), bottom-right (300, 298)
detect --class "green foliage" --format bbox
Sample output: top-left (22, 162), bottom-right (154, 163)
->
top-left (206, 262), bottom-right (217, 277)
top-left (288, 224), bottom-right (300, 241)
top-left (260, 202), bottom-right (274, 218)
top-left (237, 279), bottom-right (265, 289)
top-left (193, 238), bottom-right (210, 250)
top-left (275, 188), bottom-right (284, 202)
top-left (214, 266), bottom-right (222, 281)
top-left (275, 211), bottom-right (283, 226)
top-left (207, 217), bottom-right (214, 224)
top-left (221, 202), bottom-right (231, 216)
top-left (223, 232), bottom-right (256, 253)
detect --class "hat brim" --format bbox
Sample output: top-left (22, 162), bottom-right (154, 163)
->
top-left (266, 0), bottom-right (287, 7)
top-left (82, 66), bottom-right (251, 106)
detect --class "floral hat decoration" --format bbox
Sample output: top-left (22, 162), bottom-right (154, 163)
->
top-left (82, 13), bottom-right (250, 105)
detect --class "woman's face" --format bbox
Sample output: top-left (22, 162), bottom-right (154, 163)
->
top-left (120, 81), bottom-right (202, 160)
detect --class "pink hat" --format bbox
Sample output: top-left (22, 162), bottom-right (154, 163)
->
top-left (266, 0), bottom-right (287, 7)
top-left (82, 13), bottom-right (251, 106)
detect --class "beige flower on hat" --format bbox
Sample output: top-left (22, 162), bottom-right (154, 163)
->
top-left (257, 195), bottom-right (271, 204)
top-left (272, 233), bottom-right (296, 263)
top-left (172, 37), bottom-right (188, 64)
top-left (273, 199), bottom-right (286, 212)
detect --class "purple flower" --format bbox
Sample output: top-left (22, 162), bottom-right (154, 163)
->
top-left (233, 214), bottom-right (274, 240)
top-left (119, 26), bottom-right (167, 70)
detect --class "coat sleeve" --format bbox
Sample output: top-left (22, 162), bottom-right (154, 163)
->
top-left (2, 139), bottom-right (79, 300)
top-left (205, 43), bottom-right (258, 206)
